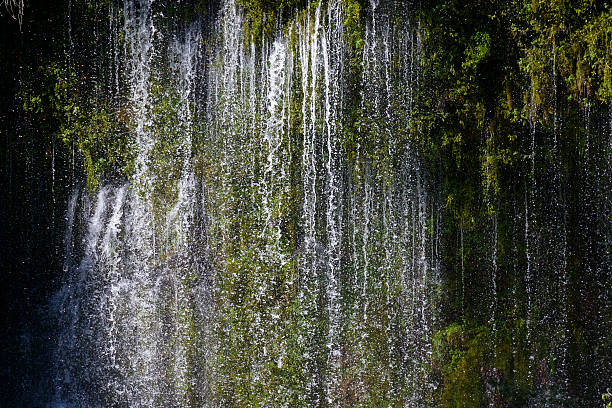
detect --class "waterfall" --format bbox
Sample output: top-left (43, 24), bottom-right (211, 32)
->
top-left (41, 0), bottom-right (612, 406)
top-left (52, 1), bottom-right (212, 405)
top-left (52, 0), bottom-right (441, 405)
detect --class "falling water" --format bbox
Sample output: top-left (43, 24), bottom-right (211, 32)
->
top-left (52, 1), bottom-right (211, 405)
top-left (1, 0), bottom-right (609, 405)
top-left (46, 0), bottom-right (526, 406)
top-left (203, 0), bottom-right (440, 405)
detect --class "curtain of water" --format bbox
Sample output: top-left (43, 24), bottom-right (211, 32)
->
top-left (53, 1), bottom-right (210, 405)
top-left (54, 0), bottom-right (442, 406)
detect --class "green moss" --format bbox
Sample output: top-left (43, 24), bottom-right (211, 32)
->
top-left (237, 0), bottom-right (310, 43)
top-left (22, 63), bottom-right (131, 191)
top-left (433, 323), bottom-right (486, 407)
top-left (463, 31), bottom-right (491, 71)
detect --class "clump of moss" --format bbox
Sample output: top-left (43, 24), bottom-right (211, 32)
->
top-left (237, 0), bottom-right (309, 43)
top-left (22, 63), bottom-right (131, 191)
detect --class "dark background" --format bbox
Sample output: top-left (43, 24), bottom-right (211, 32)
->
top-left (1, 1), bottom-right (70, 404)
